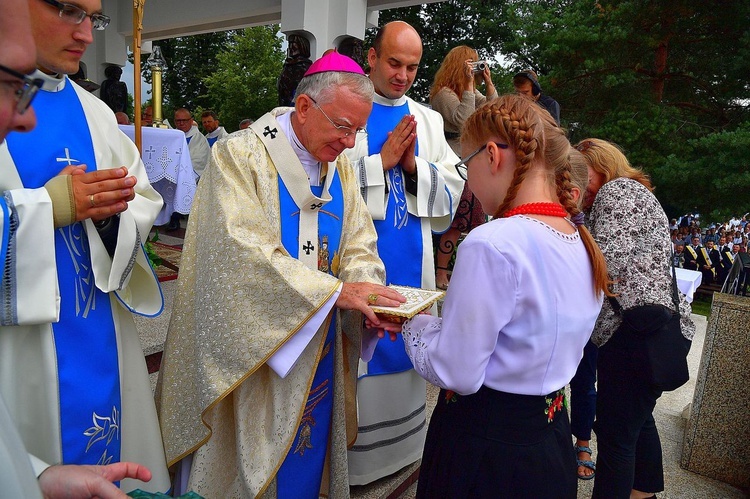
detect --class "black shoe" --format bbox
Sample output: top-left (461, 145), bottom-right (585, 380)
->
top-left (167, 213), bottom-right (181, 231)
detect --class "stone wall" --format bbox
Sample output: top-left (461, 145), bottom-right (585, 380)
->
top-left (681, 293), bottom-right (750, 489)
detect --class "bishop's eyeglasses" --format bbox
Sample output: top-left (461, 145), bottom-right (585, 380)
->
top-left (308, 96), bottom-right (367, 138)
top-left (0, 64), bottom-right (43, 115)
top-left (40, 0), bottom-right (111, 30)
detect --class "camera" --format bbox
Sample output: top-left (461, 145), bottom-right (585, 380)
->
top-left (470, 61), bottom-right (490, 74)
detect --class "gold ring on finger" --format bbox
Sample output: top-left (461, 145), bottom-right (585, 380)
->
top-left (367, 293), bottom-right (379, 305)
top-left (89, 194), bottom-right (96, 207)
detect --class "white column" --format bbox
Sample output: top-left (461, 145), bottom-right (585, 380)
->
top-left (80, 0), bottom-right (128, 88)
top-left (281, 0), bottom-right (370, 58)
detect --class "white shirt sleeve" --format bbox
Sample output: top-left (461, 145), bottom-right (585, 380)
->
top-left (403, 235), bottom-right (516, 394)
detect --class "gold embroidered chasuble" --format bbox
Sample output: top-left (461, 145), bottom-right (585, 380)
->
top-left (155, 109), bottom-right (385, 497)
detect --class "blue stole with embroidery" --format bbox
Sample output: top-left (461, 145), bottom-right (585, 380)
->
top-left (275, 173), bottom-right (343, 498)
top-left (6, 80), bottom-right (122, 466)
top-left (365, 101), bottom-right (422, 375)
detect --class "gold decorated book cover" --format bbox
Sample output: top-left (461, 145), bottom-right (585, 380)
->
top-left (370, 285), bottom-right (445, 320)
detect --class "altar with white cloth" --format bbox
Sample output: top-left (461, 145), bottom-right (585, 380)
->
top-left (119, 125), bottom-right (197, 226)
top-left (675, 267), bottom-right (702, 303)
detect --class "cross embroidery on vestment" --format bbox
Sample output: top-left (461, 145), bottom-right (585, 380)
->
top-left (263, 126), bottom-right (278, 139)
top-left (56, 147), bottom-right (80, 165)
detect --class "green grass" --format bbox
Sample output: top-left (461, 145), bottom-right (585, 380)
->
top-left (690, 294), bottom-right (713, 317)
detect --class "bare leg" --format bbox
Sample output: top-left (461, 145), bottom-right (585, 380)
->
top-left (630, 490), bottom-right (656, 499)
top-left (575, 439), bottom-right (595, 479)
top-left (436, 227), bottom-right (460, 289)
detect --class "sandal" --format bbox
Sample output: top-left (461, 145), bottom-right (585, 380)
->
top-left (575, 445), bottom-right (596, 480)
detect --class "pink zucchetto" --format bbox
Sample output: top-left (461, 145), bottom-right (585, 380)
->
top-left (303, 49), bottom-right (365, 77)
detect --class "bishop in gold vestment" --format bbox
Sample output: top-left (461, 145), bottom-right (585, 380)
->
top-left (156, 52), bottom-right (404, 498)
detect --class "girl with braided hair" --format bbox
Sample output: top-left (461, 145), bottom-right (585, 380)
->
top-left (394, 94), bottom-right (608, 497)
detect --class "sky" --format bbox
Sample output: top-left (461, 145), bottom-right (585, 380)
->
top-left (122, 59), bottom-right (152, 104)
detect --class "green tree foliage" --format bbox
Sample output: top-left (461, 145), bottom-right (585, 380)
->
top-left (504, 0), bottom-right (750, 219)
top-left (203, 26), bottom-right (284, 132)
top-left (375, 0), bottom-right (750, 219)
top-left (138, 27), bottom-right (283, 132)
top-left (367, 0), bottom-right (513, 103)
top-left (139, 31), bottom-right (237, 120)
top-left (660, 124), bottom-right (750, 222)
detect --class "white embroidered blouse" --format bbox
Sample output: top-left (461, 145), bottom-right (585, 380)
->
top-left (402, 216), bottom-right (603, 396)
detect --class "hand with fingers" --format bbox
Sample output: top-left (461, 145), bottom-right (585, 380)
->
top-left (481, 65), bottom-right (495, 94)
top-left (69, 165), bottom-right (137, 223)
top-left (38, 461), bottom-right (152, 498)
top-left (365, 316), bottom-right (405, 341)
top-left (464, 59), bottom-right (475, 89)
top-left (380, 115), bottom-right (417, 172)
top-left (399, 120), bottom-right (418, 176)
top-left (366, 306), bottom-right (432, 341)
top-left (336, 282), bottom-right (406, 326)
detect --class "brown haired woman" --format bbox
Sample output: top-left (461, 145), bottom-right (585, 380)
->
top-left (430, 45), bottom-right (497, 289)
top-left (577, 138), bottom-right (695, 499)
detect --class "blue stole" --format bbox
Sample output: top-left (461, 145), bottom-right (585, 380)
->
top-left (276, 173), bottom-right (342, 498)
top-left (365, 101), bottom-right (422, 375)
top-left (206, 136), bottom-right (218, 147)
top-left (185, 135), bottom-right (192, 144)
top-left (6, 81), bottom-right (122, 466)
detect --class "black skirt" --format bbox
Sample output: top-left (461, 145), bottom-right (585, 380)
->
top-left (416, 386), bottom-right (577, 499)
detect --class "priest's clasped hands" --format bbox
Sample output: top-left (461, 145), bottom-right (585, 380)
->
top-left (380, 114), bottom-right (417, 176)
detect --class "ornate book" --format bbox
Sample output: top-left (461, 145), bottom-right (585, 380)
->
top-left (370, 285), bottom-right (445, 321)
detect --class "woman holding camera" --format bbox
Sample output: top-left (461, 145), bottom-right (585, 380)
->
top-left (430, 45), bottom-right (497, 290)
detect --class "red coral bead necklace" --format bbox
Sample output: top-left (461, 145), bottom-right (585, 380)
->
top-left (504, 202), bottom-right (568, 218)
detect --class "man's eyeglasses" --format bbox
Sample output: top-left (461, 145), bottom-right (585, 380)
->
top-left (308, 96), bottom-right (367, 138)
top-left (454, 142), bottom-right (508, 180)
top-left (40, 0), bottom-right (111, 30)
top-left (0, 64), bottom-right (43, 115)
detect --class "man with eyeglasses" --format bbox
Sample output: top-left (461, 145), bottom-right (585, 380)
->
top-left (0, 0), bottom-right (170, 494)
top-left (156, 50), bottom-right (405, 497)
top-left (168, 107), bottom-right (209, 231)
top-left (343, 20), bottom-right (464, 486)
top-left (174, 107), bottom-right (210, 178)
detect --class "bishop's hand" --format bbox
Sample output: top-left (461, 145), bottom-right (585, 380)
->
top-left (336, 282), bottom-right (406, 324)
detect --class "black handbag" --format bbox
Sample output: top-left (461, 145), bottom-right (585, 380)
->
top-left (608, 265), bottom-right (692, 392)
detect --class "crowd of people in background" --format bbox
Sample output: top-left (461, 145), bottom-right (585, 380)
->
top-left (671, 213), bottom-right (749, 288)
